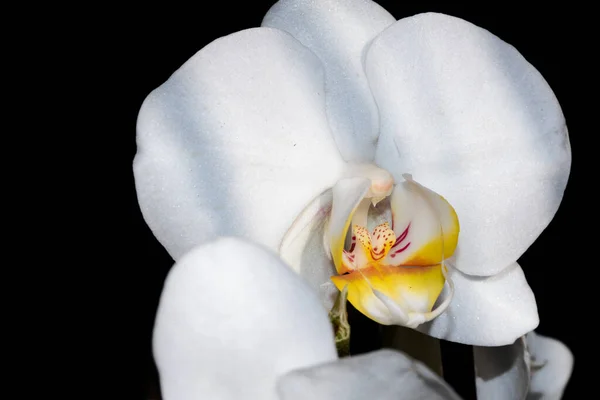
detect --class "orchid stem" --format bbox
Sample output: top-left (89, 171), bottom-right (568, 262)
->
top-left (329, 285), bottom-right (350, 357)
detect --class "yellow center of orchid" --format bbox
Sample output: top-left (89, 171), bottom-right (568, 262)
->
top-left (340, 222), bottom-right (398, 274)
top-left (327, 171), bottom-right (459, 329)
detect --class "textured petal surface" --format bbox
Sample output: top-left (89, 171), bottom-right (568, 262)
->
top-left (277, 349), bottom-right (462, 400)
top-left (134, 28), bottom-right (345, 260)
top-left (263, 0), bottom-right (395, 162)
top-left (279, 189), bottom-right (339, 310)
top-left (474, 337), bottom-right (530, 400)
top-left (153, 238), bottom-right (337, 400)
top-left (367, 13), bottom-right (571, 276)
top-left (526, 332), bottom-right (573, 400)
top-left (417, 262), bottom-right (539, 346)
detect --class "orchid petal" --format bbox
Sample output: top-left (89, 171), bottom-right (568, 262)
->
top-left (526, 332), bottom-right (573, 400)
top-left (279, 189), bottom-right (339, 309)
top-left (153, 238), bottom-right (337, 400)
top-left (134, 28), bottom-right (345, 260)
top-left (328, 177), bottom-right (371, 274)
top-left (417, 262), bottom-right (538, 346)
top-left (331, 264), bottom-right (446, 327)
top-left (474, 337), bottom-right (531, 400)
top-left (263, 0), bottom-right (395, 162)
top-left (277, 349), bottom-right (463, 400)
top-left (386, 174), bottom-right (459, 267)
top-left (366, 13), bottom-right (571, 276)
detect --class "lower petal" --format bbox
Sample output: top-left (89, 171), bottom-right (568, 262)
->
top-left (330, 265), bottom-right (445, 325)
top-left (416, 262), bottom-right (539, 346)
top-left (153, 238), bottom-right (337, 400)
top-left (277, 349), bottom-right (462, 400)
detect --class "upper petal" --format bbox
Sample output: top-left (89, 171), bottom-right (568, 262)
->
top-left (153, 238), bottom-right (338, 400)
top-left (416, 262), bottom-right (539, 346)
top-left (134, 28), bottom-right (345, 260)
top-left (263, 0), bottom-right (396, 162)
top-left (474, 337), bottom-right (530, 400)
top-left (367, 13), bottom-right (571, 276)
top-left (277, 349), bottom-right (462, 400)
top-left (526, 332), bottom-right (573, 400)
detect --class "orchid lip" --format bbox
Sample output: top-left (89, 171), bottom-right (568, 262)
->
top-left (327, 170), bottom-right (459, 329)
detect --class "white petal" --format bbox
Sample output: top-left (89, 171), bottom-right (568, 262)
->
top-left (153, 238), bottom-right (338, 400)
top-left (526, 332), bottom-right (573, 400)
top-left (367, 13), bottom-right (571, 276)
top-left (474, 337), bottom-right (530, 400)
top-left (417, 262), bottom-right (539, 346)
top-left (277, 349), bottom-right (462, 400)
top-left (328, 177), bottom-right (371, 273)
top-left (263, 0), bottom-right (395, 162)
top-left (279, 188), bottom-right (338, 310)
top-left (134, 28), bottom-right (345, 260)
top-left (385, 174), bottom-right (459, 267)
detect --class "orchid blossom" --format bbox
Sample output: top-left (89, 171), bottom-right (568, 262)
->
top-left (134, 0), bottom-right (574, 397)
top-left (135, 0), bottom-right (570, 346)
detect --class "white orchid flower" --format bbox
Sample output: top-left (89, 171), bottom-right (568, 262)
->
top-left (135, 0), bottom-right (570, 347)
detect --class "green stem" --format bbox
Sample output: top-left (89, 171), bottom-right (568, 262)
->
top-left (329, 285), bottom-right (350, 357)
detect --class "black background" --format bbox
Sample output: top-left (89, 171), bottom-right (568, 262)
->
top-left (114, 2), bottom-right (589, 398)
